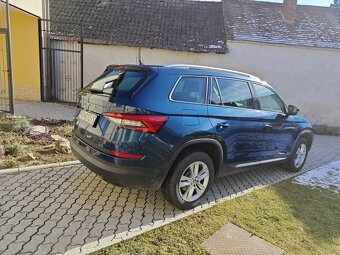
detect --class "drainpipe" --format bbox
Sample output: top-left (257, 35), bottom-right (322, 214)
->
top-left (6, 0), bottom-right (14, 114)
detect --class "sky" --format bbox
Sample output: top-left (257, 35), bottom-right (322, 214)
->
top-left (254, 0), bottom-right (333, 7)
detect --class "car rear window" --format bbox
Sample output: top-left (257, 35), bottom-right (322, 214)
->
top-left (88, 68), bottom-right (147, 98)
top-left (171, 76), bottom-right (206, 104)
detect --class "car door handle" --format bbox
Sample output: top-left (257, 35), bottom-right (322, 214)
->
top-left (218, 123), bottom-right (230, 129)
top-left (265, 124), bottom-right (273, 129)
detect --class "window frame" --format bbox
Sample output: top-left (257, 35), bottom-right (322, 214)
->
top-left (208, 77), bottom-right (223, 105)
top-left (207, 77), bottom-right (257, 111)
top-left (169, 75), bottom-right (209, 105)
top-left (251, 82), bottom-right (287, 114)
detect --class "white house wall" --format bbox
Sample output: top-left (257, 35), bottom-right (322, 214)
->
top-left (9, 0), bottom-right (45, 18)
top-left (83, 42), bottom-right (340, 127)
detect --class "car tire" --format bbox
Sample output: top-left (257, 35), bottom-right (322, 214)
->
top-left (162, 151), bottom-right (214, 210)
top-left (284, 138), bottom-right (309, 172)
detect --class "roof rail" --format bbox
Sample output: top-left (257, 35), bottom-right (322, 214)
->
top-left (165, 64), bottom-right (254, 78)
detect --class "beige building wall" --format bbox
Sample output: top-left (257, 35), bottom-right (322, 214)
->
top-left (84, 41), bottom-right (340, 127)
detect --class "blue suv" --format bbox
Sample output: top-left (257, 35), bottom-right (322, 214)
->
top-left (71, 64), bottom-right (313, 209)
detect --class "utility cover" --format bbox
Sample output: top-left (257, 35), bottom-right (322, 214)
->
top-left (201, 223), bottom-right (284, 255)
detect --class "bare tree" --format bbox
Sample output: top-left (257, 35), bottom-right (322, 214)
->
top-left (331, 0), bottom-right (340, 7)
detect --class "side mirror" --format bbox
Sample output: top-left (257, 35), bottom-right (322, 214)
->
top-left (287, 105), bottom-right (300, 116)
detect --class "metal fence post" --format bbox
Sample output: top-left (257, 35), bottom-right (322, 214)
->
top-left (80, 23), bottom-right (84, 89)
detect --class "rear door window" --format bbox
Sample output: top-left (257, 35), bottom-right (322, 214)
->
top-left (171, 77), bottom-right (207, 104)
top-left (216, 78), bottom-right (255, 109)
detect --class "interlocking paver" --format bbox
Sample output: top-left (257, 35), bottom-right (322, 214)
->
top-left (1, 242), bottom-right (25, 255)
top-left (34, 243), bottom-right (54, 255)
top-left (49, 208), bottom-right (68, 221)
top-left (1, 205), bottom-right (24, 218)
top-left (20, 234), bottom-right (46, 253)
top-left (5, 212), bottom-right (27, 226)
top-left (44, 202), bottom-right (62, 214)
top-left (50, 235), bottom-right (73, 254)
top-left (10, 219), bottom-right (34, 234)
top-left (70, 229), bottom-right (89, 246)
top-left (55, 215), bottom-right (74, 229)
top-left (0, 135), bottom-right (339, 254)
top-left (35, 220), bottom-right (57, 235)
top-left (14, 226), bottom-right (39, 243)
top-left (43, 227), bottom-right (65, 244)
top-left (62, 221), bottom-right (82, 237)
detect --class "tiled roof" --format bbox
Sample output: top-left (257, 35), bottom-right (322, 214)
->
top-left (49, 0), bottom-right (340, 52)
top-left (49, 0), bottom-right (227, 53)
top-left (223, 0), bottom-right (340, 49)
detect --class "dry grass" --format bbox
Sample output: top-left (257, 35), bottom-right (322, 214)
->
top-left (94, 180), bottom-right (340, 255)
top-left (0, 116), bottom-right (76, 169)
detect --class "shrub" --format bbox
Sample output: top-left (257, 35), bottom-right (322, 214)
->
top-left (2, 158), bottom-right (18, 168)
top-left (12, 119), bottom-right (31, 133)
top-left (5, 142), bottom-right (23, 157)
top-left (62, 125), bottom-right (73, 137)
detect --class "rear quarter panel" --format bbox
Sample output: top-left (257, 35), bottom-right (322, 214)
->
top-left (131, 70), bottom-right (218, 167)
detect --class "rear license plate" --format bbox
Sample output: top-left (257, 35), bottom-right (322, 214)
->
top-left (78, 110), bottom-right (98, 125)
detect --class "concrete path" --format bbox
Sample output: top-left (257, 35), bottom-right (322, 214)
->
top-left (202, 223), bottom-right (284, 255)
top-left (0, 135), bottom-right (339, 255)
top-left (14, 100), bottom-right (76, 121)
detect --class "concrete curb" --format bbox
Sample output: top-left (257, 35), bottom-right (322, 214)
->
top-left (0, 160), bottom-right (81, 174)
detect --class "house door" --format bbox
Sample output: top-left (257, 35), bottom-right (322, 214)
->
top-left (40, 19), bottom-right (84, 103)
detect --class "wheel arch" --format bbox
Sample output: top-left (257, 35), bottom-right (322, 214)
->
top-left (289, 128), bottom-right (314, 157)
top-left (164, 138), bottom-right (225, 182)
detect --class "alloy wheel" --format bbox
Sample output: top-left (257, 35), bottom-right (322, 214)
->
top-left (294, 143), bottom-right (307, 168)
top-left (178, 161), bottom-right (210, 202)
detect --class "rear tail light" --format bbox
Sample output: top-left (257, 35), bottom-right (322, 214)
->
top-left (103, 113), bottom-right (168, 133)
top-left (110, 151), bottom-right (144, 159)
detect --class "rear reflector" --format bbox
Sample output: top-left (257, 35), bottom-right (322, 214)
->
top-left (103, 113), bottom-right (168, 133)
top-left (110, 151), bottom-right (144, 159)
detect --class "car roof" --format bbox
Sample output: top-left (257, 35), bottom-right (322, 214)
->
top-left (108, 64), bottom-right (271, 88)
top-left (159, 64), bottom-right (265, 84)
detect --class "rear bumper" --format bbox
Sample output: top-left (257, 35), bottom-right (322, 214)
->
top-left (71, 137), bottom-right (165, 190)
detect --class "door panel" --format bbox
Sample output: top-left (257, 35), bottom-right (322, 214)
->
top-left (260, 112), bottom-right (298, 159)
top-left (208, 78), bottom-right (265, 163)
top-left (209, 107), bottom-right (264, 163)
top-left (252, 83), bottom-right (297, 159)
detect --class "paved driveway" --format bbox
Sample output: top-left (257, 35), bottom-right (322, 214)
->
top-left (14, 101), bottom-right (76, 121)
top-left (0, 135), bottom-right (340, 255)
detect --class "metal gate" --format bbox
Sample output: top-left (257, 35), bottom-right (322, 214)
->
top-left (0, 1), bottom-right (14, 113)
top-left (40, 19), bottom-right (83, 103)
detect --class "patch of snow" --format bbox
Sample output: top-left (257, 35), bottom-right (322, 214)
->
top-left (190, 0), bottom-right (221, 2)
top-left (233, 34), bottom-right (340, 49)
top-left (208, 44), bottom-right (223, 49)
top-left (293, 160), bottom-right (340, 194)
